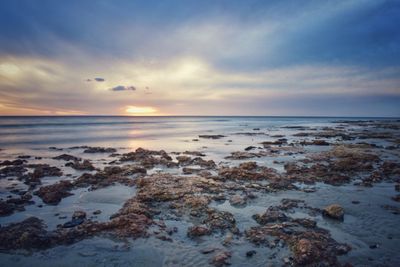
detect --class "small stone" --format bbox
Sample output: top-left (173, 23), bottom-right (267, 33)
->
top-left (93, 210), bottom-right (102, 215)
top-left (201, 247), bottom-right (216, 254)
top-left (187, 225), bottom-right (210, 237)
top-left (246, 250), bottom-right (256, 257)
top-left (72, 210), bottom-right (86, 220)
top-left (223, 233), bottom-right (233, 246)
top-left (369, 243), bottom-right (379, 249)
top-left (322, 204), bottom-right (344, 220)
top-left (211, 251), bottom-right (231, 267)
top-left (391, 195), bottom-right (400, 202)
top-left (229, 195), bottom-right (246, 207)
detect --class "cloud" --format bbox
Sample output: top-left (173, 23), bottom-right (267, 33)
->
top-left (0, 1), bottom-right (399, 116)
top-left (86, 77), bottom-right (105, 82)
top-left (110, 85), bottom-right (136, 91)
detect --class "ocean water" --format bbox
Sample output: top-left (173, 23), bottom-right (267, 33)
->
top-left (0, 116), bottom-right (399, 267)
top-left (0, 115), bottom-right (387, 148)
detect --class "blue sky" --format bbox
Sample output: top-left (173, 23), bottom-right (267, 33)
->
top-left (0, 0), bottom-right (399, 116)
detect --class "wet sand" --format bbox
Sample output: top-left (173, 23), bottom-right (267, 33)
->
top-left (0, 117), bottom-right (399, 266)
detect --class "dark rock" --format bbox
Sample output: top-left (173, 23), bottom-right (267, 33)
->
top-left (299, 140), bottom-right (330, 146)
top-left (83, 147), bottom-right (117, 153)
top-left (0, 201), bottom-right (14, 216)
top-left (0, 159), bottom-right (26, 166)
top-left (253, 206), bottom-right (288, 225)
top-left (72, 210), bottom-right (86, 220)
top-left (66, 160), bottom-right (95, 171)
top-left (183, 151), bottom-right (206, 157)
top-left (0, 217), bottom-right (50, 250)
top-left (392, 195), bottom-right (400, 202)
top-left (244, 146), bottom-right (256, 151)
top-left (199, 135), bottom-right (225, 139)
top-left (53, 154), bottom-right (80, 161)
top-left (62, 218), bottom-right (84, 228)
top-left (0, 165), bottom-right (28, 178)
top-left (17, 155), bottom-right (31, 159)
top-left (323, 204), bottom-right (344, 220)
top-left (28, 164), bottom-right (63, 181)
top-left (369, 243), bottom-right (380, 249)
top-left (246, 250), bottom-right (257, 257)
top-left (187, 225), bottom-right (211, 237)
top-left (36, 180), bottom-right (74, 204)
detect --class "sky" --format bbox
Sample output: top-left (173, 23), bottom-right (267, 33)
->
top-left (0, 0), bottom-right (399, 116)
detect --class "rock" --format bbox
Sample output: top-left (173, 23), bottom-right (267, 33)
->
top-left (72, 210), bottom-right (86, 220)
top-left (0, 159), bottom-right (26, 166)
top-left (246, 250), bottom-right (256, 257)
top-left (199, 135), bottom-right (225, 139)
top-left (36, 180), bottom-right (74, 204)
top-left (62, 218), bottom-right (84, 228)
top-left (187, 225), bottom-right (210, 237)
top-left (299, 140), bottom-right (330, 146)
top-left (253, 206), bottom-right (288, 225)
top-left (177, 156), bottom-right (216, 169)
top-left (83, 147), bottom-right (117, 153)
top-left (291, 218), bottom-right (317, 229)
top-left (218, 162), bottom-right (281, 182)
top-left (0, 201), bottom-right (14, 216)
top-left (382, 204), bottom-right (400, 214)
top-left (244, 146), bottom-right (256, 151)
top-left (17, 155), bottom-right (31, 159)
top-left (0, 217), bottom-right (50, 250)
top-left (0, 165), bottom-right (28, 178)
top-left (93, 210), bottom-right (102, 215)
top-left (260, 139), bottom-right (287, 146)
top-left (26, 164), bottom-right (63, 186)
top-left (120, 148), bottom-right (176, 168)
top-left (323, 204), bottom-right (344, 220)
top-left (53, 154), bottom-right (80, 161)
top-left (66, 160), bottom-right (95, 171)
top-left (183, 151), bottom-right (206, 157)
top-left (204, 210), bottom-right (237, 233)
top-left (229, 195), bottom-right (246, 207)
top-left (293, 238), bottom-right (320, 265)
top-left (211, 251), bottom-right (231, 267)
top-left (166, 226), bottom-right (178, 235)
top-left (392, 195), bottom-right (400, 202)
top-left (369, 243), bottom-right (380, 249)
top-left (223, 233), bottom-right (233, 245)
top-left (201, 247), bottom-right (217, 254)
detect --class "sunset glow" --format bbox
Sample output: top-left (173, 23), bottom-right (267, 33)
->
top-left (125, 106), bottom-right (157, 115)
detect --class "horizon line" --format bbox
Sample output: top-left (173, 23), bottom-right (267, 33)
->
top-left (0, 115), bottom-right (399, 119)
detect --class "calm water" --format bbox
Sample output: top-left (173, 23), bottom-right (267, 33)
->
top-left (0, 116), bottom-right (386, 148)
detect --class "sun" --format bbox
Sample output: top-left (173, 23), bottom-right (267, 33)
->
top-left (125, 105), bottom-right (157, 115)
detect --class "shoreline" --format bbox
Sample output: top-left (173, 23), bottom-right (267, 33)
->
top-left (0, 118), bottom-right (399, 266)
